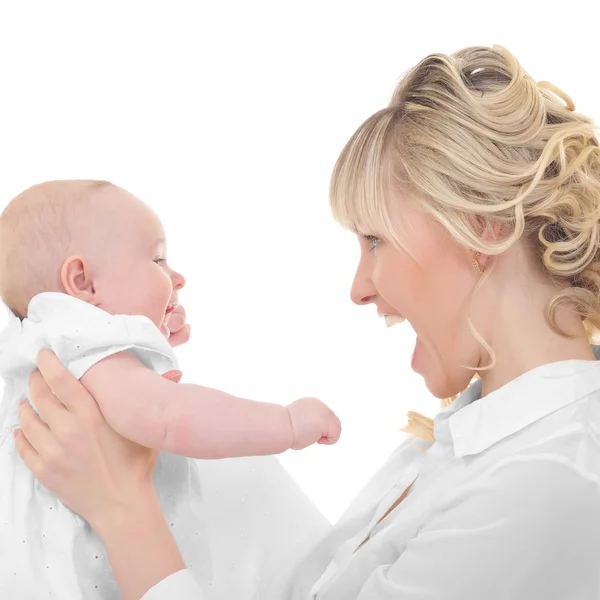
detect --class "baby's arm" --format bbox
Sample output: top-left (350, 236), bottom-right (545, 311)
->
top-left (80, 351), bottom-right (295, 458)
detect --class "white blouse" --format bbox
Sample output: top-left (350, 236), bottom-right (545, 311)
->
top-left (143, 358), bottom-right (600, 599)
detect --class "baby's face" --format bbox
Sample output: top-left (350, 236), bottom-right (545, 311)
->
top-left (89, 189), bottom-right (185, 338)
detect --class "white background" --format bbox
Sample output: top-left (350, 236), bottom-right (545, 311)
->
top-left (0, 1), bottom-right (598, 523)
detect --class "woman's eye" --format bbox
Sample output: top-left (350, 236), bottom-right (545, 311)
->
top-left (154, 258), bottom-right (167, 264)
top-left (364, 235), bottom-right (382, 251)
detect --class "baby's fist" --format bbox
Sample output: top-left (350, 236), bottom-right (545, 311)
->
top-left (286, 397), bottom-right (341, 450)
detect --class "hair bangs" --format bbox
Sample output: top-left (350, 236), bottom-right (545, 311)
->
top-left (329, 108), bottom-right (403, 244)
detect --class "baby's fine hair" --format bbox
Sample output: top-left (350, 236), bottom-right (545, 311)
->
top-left (0, 180), bottom-right (114, 318)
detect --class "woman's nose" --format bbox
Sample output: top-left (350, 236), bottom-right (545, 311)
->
top-left (350, 273), bottom-right (376, 306)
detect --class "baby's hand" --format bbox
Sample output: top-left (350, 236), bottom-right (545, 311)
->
top-left (286, 397), bottom-right (342, 450)
top-left (164, 304), bottom-right (191, 347)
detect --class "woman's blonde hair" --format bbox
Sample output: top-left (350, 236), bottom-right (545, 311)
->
top-left (330, 45), bottom-right (600, 444)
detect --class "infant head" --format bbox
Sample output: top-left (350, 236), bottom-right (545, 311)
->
top-left (0, 180), bottom-right (185, 335)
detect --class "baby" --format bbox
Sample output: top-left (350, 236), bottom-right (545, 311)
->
top-left (0, 180), bottom-right (341, 599)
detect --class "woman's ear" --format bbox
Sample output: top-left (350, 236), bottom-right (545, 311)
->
top-left (469, 215), bottom-right (502, 243)
top-left (466, 217), bottom-right (503, 274)
top-left (482, 219), bottom-right (502, 243)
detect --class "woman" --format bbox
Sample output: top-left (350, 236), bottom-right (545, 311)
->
top-left (14, 44), bottom-right (600, 599)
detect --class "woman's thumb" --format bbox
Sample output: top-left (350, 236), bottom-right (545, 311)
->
top-left (162, 369), bottom-right (183, 383)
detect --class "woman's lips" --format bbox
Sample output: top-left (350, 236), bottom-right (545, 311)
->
top-left (165, 303), bottom-right (178, 314)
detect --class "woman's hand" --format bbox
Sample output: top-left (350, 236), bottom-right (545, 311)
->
top-left (14, 349), bottom-right (164, 529)
top-left (14, 350), bottom-right (187, 600)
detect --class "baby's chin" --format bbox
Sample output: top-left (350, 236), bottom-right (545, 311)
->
top-left (159, 320), bottom-right (170, 339)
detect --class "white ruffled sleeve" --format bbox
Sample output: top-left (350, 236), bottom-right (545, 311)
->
top-left (141, 569), bottom-right (203, 600)
top-left (32, 293), bottom-right (177, 380)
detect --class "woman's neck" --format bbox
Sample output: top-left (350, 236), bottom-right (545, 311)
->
top-left (477, 293), bottom-right (596, 398)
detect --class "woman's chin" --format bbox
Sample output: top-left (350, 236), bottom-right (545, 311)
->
top-left (411, 340), bottom-right (470, 399)
top-left (424, 378), bottom-right (451, 400)
top-left (410, 337), bottom-right (422, 372)
top-left (423, 370), bottom-right (473, 401)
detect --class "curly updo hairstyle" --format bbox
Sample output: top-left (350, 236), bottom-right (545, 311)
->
top-left (330, 45), bottom-right (600, 443)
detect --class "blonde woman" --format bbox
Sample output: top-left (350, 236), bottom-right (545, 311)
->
top-left (14, 45), bottom-right (600, 599)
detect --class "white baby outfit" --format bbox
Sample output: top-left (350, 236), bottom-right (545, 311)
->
top-left (0, 292), bottom-right (212, 599)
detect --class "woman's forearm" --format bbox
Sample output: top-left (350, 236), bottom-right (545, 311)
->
top-left (94, 489), bottom-right (186, 600)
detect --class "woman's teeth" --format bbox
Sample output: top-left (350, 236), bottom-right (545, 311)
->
top-left (384, 315), bottom-right (405, 328)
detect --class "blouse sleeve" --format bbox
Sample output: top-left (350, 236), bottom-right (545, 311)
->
top-left (141, 569), bottom-right (203, 600)
top-left (356, 455), bottom-right (600, 600)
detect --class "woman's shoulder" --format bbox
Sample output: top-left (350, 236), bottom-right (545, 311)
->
top-left (456, 451), bottom-right (600, 521)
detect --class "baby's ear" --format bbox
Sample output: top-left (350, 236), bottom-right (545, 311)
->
top-left (161, 369), bottom-right (182, 383)
top-left (60, 255), bottom-right (96, 302)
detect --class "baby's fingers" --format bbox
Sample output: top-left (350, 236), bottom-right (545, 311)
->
top-left (318, 417), bottom-right (342, 445)
top-left (168, 324), bottom-right (191, 348)
top-left (317, 435), bottom-right (338, 445)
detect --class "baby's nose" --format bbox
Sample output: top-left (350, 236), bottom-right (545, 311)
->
top-left (172, 270), bottom-right (186, 290)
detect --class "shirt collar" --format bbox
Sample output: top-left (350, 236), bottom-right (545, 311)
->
top-left (433, 348), bottom-right (600, 458)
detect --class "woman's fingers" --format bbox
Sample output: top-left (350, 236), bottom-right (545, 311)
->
top-left (36, 349), bottom-right (79, 412)
top-left (162, 369), bottom-right (183, 383)
top-left (17, 400), bottom-right (55, 456)
top-left (13, 352), bottom-right (162, 528)
top-left (13, 428), bottom-right (43, 478)
top-left (28, 369), bottom-right (68, 429)
top-left (36, 349), bottom-right (102, 420)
